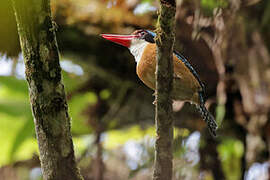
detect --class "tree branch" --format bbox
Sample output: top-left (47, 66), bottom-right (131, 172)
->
top-left (153, 0), bottom-right (176, 180)
top-left (11, 0), bottom-right (83, 179)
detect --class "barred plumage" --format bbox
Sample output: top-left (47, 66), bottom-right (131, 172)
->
top-left (175, 51), bottom-right (218, 137)
top-left (196, 91), bottom-right (218, 137)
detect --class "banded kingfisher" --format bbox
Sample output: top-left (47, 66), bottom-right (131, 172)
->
top-left (101, 30), bottom-right (218, 137)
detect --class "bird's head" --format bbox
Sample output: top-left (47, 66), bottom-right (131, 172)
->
top-left (101, 30), bottom-right (156, 62)
top-left (101, 29), bottom-right (155, 48)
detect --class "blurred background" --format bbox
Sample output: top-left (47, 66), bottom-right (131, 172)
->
top-left (0, 0), bottom-right (270, 179)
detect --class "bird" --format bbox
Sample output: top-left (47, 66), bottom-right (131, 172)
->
top-left (101, 29), bottom-right (218, 137)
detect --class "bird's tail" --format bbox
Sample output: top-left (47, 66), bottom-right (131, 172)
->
top-left (196, 92), bottom-right (218, 137)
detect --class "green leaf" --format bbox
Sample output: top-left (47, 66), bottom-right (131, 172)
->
top-left (217, 138), bottom-right (244, 180)
top-left (0, 113), bottom-right (26, 165)
top-left (9, 116), bottom-right (34, 161)
top-left (216, 104), bottom-right (225, 126)
top-left (0, 76), bottom-right (28, 95)
top-left (0, 99), bottom-right (31, 116)
top-left (68, 93), bottom-right (97, 135)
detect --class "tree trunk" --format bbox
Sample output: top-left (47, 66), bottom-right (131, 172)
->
top-left (153, 0), bottom-right (176, 180)
top-left (11, 0), bottom-right (83, 179)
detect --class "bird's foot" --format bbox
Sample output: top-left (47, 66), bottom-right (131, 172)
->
top-left (152, 91), bottom-right (157, 105)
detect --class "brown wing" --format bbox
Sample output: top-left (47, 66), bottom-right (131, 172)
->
top-left (136, 43), bottom-right (201, 103)
top-left (136, 43), bottom-right (156, 90)
top-left (173, 54), bottom-right (201, 103)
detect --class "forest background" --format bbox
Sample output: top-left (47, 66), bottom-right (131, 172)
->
top-left (0, 0), bottom-right (270, 179)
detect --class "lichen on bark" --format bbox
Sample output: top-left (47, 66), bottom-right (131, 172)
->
top-left (153, 0), bottom-right (176, 180)
top-left (11, 0), bottom-right (83, 179)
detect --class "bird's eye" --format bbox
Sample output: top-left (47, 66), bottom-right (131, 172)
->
top-left (139, 31), bottom-right (146, 37)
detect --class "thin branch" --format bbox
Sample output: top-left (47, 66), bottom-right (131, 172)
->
top-left (153, 0), bottom-right (176, 180)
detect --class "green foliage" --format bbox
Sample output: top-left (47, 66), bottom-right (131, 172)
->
top-left (0, 0), bottom-right (20, 57)
top-left (0, 113), bottom-right (26, 164)
top-left (217, 138), bottom-right (244, 180)
top-left (0, 99), bottom-right (30, 116)
top-left (1, 0), bottom-right (270, 178)
top-left (9, 117), bottom-right (34, 161)
top-left (62, 69), bottom-right (84, 92)
top-left (68, 92), bottom-right (96, 135)
top-left (173, 128), bottom-right (189, 157)
top-left (100, 89), bottom-right (111, 100)
top-left (201, 0), bottom-right (228, 16)
top-left (0, 69), bottom-right (96, 164)
top-left (105, 126), bottom-right (155, 149)
top-left (216, 104), bottom-right (225, 126)
top-left (0, 75), bottom-right (28, 96)
top-left (0, 76), bottom-right (35, 163)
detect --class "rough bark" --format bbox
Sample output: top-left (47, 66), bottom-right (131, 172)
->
top-left (11, 0), bottom-right (83, 179)
top-left (153, 0), bottom-right (176, 180)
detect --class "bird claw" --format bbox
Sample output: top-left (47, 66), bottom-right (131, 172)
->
top-left (152, 91), bottom-right (157, 105)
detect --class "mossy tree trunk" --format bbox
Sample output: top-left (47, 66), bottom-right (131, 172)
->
top-left (11, 0), bottom-right (83, 179)
top-left (153, 0), bottom-right (176, 180)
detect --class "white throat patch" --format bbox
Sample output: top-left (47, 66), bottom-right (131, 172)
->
top-left (129, 39), bottom-right (148, 64)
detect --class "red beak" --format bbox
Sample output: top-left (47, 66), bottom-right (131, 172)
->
top-left (100, 34), bottom-right (137, 47)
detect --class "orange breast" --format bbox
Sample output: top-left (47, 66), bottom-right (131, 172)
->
top-left (136, 44), bottom-right (156, 90)
top-left (136, 43), bottom-right (201, 103)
